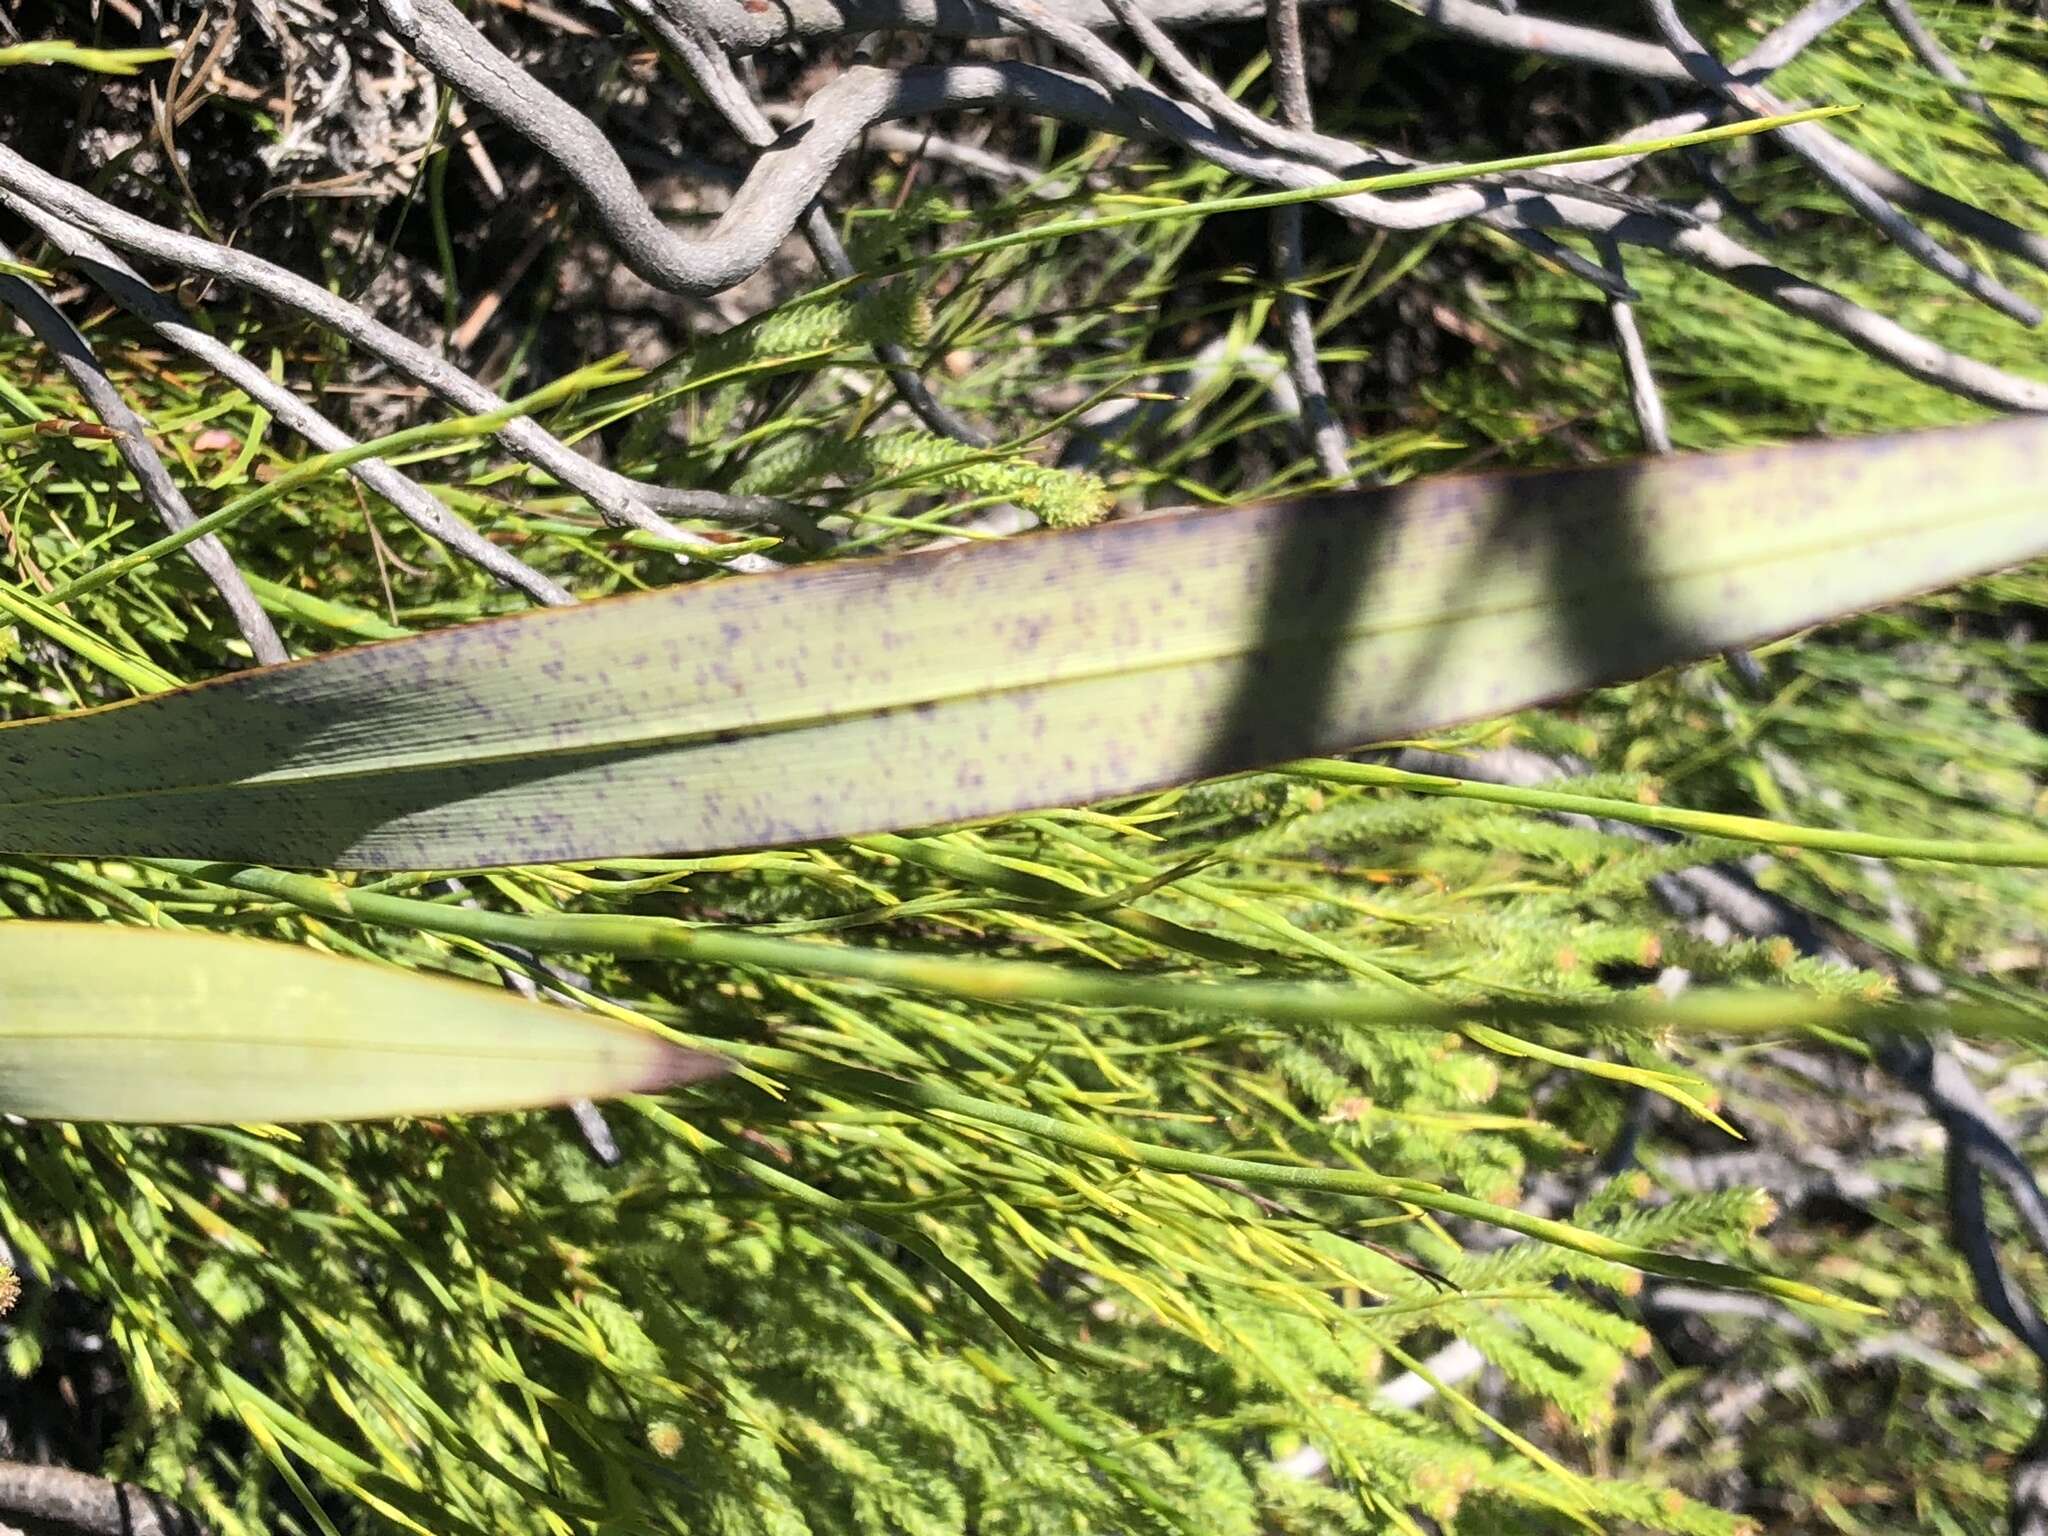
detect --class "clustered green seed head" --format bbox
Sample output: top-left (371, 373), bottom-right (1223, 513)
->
top-left (847, 190), bottom-right (970, 269)
top-left (735, 426), bottom-right (1112, 526)
top-left (632, 285), bottom-right (941, 453)
top-left (692, 284), bottom-right (935, 379)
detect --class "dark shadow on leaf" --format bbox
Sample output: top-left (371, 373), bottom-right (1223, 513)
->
top-left (1194, 453), bottom-right (1716, 782)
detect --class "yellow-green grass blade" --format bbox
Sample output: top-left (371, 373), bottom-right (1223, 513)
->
top-left (0, 924), bottom-right (725, 1122)
top-left (2, 418), bottom-right (2044, 869)
top-left (1282, 759), bottom-right (2048, 866)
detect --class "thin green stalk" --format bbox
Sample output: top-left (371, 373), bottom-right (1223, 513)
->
top-left (779, 106), bottom-right (1856, 305)
top-left (857, 832), bottom-right (1269, 965)
top-left (154, 862), bottom-right (2035, 1046)
top-left (0, 580), bottom-right (181, 693)
top-left (0, 42), bottom-right (173, 72)
top-left (1285, 758), bottom-right (2048, 867)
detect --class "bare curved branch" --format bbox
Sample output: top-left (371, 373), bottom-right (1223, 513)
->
top-left (1497, 195), bottom-right (2048, 412)
top-left (663, 0), bottom-right (1692, 81)
top-left (0, 162), bottom-right (765, 561)
top-left (0, 242), bottom-right (288, 662)
top-left (0, 1459), bottom-right (203, 1536)
top-left (1879, 0), bottom-right (2048, 189)
top-left (616, 0), bottom-right (993, 444)
top-left (1263, 0), bottom-right (1352, 485)
top-left (6, 208), bottom-right (576, 608)
top-left (1642, 0), bottom-right (2039, 324)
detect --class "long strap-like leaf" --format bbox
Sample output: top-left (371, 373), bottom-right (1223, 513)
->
top-left (0, 924), bottom-right (723, 1122)
top-left (2, 419), bottom-right (2041, 869)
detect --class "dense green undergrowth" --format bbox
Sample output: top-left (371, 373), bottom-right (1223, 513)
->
top-left (0, 2), bottom-right (2045, 1532)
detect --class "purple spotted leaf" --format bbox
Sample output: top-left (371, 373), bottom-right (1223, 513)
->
top-left (0, 418), bottom-right (2039, 869)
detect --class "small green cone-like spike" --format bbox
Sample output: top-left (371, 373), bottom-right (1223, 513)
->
top-left (0, 925), bottom-right (725, 1123)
